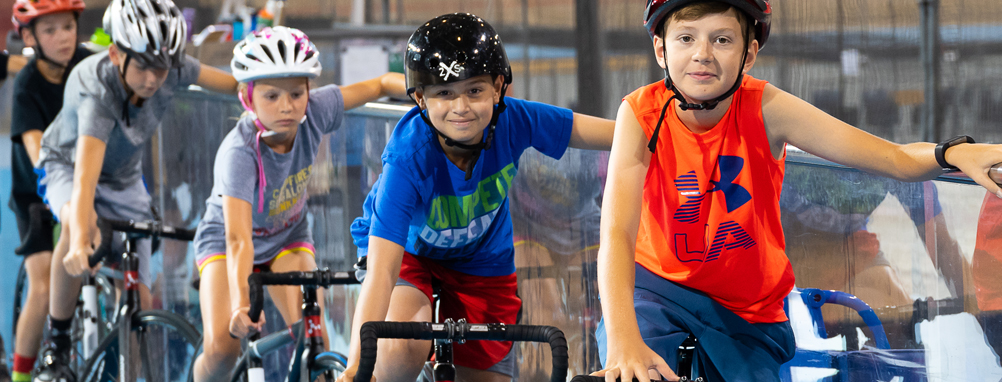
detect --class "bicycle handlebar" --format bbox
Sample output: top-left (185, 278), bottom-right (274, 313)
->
top-left (570, 377), bottom-right (642, 382)
top-left (354, 321), bottom-right (568, 382)
top-left (248, 270), bottom-right (360, 322)
top-left (88, 218), bottom-right (197, 268)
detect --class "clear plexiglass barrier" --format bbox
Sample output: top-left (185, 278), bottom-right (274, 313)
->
top-left (138, 86), bottom-right (1002, 381)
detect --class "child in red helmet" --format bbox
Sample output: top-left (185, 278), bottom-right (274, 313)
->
top-left (595, 1), bottom-right (1002, 381)
top-left (7, 1), bottom-right (89, 381)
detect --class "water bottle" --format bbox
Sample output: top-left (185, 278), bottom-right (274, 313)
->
top-left (991, 163), bottom-right (1002, 185)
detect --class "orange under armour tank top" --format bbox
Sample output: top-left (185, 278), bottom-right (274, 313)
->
top-left (626, 76), bottom-right (795, 324)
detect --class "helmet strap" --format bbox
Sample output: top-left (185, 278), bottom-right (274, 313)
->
top-left (120, 54), bottom-right (135, 127)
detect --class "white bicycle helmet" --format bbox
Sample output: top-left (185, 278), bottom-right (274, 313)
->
top-left (102, 0), bottom-right (187, 70)
top-left (231, 26), bottom-right (322, 83)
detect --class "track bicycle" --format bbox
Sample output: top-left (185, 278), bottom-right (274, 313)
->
top-left (225, 269), bottom-right (359, 382)
top-left (78, 218), bottom-right (201, 382)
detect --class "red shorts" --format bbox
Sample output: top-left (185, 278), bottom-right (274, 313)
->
top-left (397, 253), bottom-right (521, 371)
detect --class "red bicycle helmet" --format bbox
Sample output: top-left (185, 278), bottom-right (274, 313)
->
top-left (644, 0), bottom-right (771, 47)
top-left (12, 0), bottom-right (86, 33)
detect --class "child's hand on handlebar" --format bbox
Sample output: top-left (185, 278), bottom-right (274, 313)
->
top-left (593, 340), bottom-right (679, 382)
top-left (229, 306), bottom-right (265, 338)
top-left (64, 221), bottom-right (103, 276)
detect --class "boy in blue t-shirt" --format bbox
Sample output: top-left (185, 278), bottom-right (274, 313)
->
top-left (341, 13), bottom-right (614, 382)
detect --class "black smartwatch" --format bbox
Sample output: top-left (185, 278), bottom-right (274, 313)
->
top-left (935, 135), bottom-right (975, 171)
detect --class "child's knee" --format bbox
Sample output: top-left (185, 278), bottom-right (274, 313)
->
top-left (380, 338), bottom-right (430, 368)
top-left (201, 334), bottom-right (241, 369)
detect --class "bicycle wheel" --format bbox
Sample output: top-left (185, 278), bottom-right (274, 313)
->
top-left (80, 310), bottom-right (201, 382)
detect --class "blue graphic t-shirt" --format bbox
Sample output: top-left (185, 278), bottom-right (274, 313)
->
top-left (352, 97), bottom-right (573, 276)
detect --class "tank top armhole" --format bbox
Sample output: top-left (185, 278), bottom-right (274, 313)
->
top-left (738, 77), bottom-right (784, 166)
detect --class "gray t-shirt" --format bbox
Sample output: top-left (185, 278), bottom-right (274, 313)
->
top-left (38, 51), bottom-right (202, 189)
top-left (194, 85), bottom-right (344, 261)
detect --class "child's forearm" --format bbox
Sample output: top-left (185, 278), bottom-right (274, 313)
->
top-left (597, 238), bottom-right (644, 344)
top-left (226, 238), bottom-right (255, 313)
top-left (379, 72), bottom-right (407, 99)
top-left (347, 237), bottom-right (405, 367)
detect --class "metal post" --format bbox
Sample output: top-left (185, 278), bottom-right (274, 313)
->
top-left (919, 0), bottom-right (941, 142)
top-left (521, 0), bottom-right (531, 100)
top-left (575, 0), bottom-right (604, 116)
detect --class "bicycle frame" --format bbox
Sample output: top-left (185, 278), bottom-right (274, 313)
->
top-left (239, 269), bottom-right (359, 382)
top-left (88, 218), bottom-right (196, 382)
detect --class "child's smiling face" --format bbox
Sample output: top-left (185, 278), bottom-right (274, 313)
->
top-left (656, 7), bottom-right (758, 103)
top-left (414, 74), bottom-right (503, 146)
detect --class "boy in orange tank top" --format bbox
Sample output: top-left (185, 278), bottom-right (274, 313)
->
top-left (594, 1), bottom-right (1002, 381)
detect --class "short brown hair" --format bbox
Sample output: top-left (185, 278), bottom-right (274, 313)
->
top-left (658, 2), bottom-right (751, 44)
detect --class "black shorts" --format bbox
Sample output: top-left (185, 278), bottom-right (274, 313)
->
top-left (10, 196), bottom-right (57, 256)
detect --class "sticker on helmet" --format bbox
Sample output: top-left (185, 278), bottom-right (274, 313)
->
top-left (438, 61), bottom-right (463, 81)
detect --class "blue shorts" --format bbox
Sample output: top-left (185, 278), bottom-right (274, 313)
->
top-left (597, 264), bottom-right (796, 382)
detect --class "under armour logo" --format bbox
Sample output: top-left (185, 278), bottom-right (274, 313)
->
top-left (709, 156), bottom-right (751, 213)
top-left (438, 61), bottom-right (463, 81)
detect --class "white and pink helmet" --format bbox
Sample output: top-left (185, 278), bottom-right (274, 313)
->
top-left (231, 26), bottom-right (321, 82)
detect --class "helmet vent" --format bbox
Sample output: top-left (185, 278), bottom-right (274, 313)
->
top-left (277, 40), bottom-right (287, 61)
top-left (293, 40), bottom-right (301, 60)
top-left (260, 45), bottom-right (276, 63)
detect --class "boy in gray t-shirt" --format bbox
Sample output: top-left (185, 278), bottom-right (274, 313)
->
top-left (32, 0), bottom-right (240, 380)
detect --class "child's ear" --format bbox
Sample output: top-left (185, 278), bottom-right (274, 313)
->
top-left (743, 39), bottom-right (760, 74)
top-left (493, 75), bottom-right (504, 103)
top-left (412, 92), bottom-right (425, 109)
top-left (652, 35), bottom-right (667, 70)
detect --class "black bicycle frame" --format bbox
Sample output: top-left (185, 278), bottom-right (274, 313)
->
top-left (88, 218), bottom-right (196, 382)
top-left (244, 270), bottom-right (359, 381)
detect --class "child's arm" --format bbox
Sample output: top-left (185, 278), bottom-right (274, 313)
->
top-left (62, 136), bottom-right (107, 277)
top-left (21, 130), bottom-right (43, 166)
top-left (221, 196), bottom-right (265, 337)
top-left (592, 102), bottom-right (678, 382)
top-left (195, 63), bottom-right (239, 94)
top-left (339, 236), bottom-right (405, 382)
top-left (340, 73), bottom-right (407, 111)
top-left (763, 84), bottom-right (1002, 196)
top-left (568, 113), bottom-right (616, 151)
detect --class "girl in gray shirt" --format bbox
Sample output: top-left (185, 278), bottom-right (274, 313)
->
top-left (190, 26), bottom-right (406, 382)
